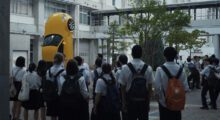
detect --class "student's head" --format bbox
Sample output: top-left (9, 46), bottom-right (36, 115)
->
top-left (54, 53), bottom-right (64, 65)
top-left (163, 47), bottom-right (177, 62)
top-left (132, 45), bottom-right (142, 59)
top-left (66, 59), bottom-right (79, 76)
top-left (116, 61), bottom-right (122, 68)
top-left (119, 54), bottom-right (128, 65)
top-left (102, 63), bottom-right (112, 74)
top-left (209, 57), bottom-right (218, 65)
top-left (28, 63), bottom-right (36, 73)
top-left (74, 56), bottom-right (83, 66)
top-left (97, 53), bottom-right (103, 59)
top-left (37, 60), bottom-right (46, 71)
top-left (95, 58), bottom-right (102, 68)
top-left (15, 56), bottom-right (25, 68)
top-left (187, 56), bottom-right (191, 62)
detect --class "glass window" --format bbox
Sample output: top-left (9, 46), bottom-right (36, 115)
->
top-left (80, 7), bottom-right (91, 25)
top-left (43, 34), bottom-right (63, 47)
top-left (45, 0), bottom-right (71, 18)
top-left (10, 0), bottom-right (33, 16)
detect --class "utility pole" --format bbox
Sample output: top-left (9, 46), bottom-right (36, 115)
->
top-left (0, 0), bottom-right (10, 120)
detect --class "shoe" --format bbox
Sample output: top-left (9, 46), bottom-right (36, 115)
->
top-left (200, 106), bottom-right (209, 110)
top-left (211, 106), bottom-right (217, 110)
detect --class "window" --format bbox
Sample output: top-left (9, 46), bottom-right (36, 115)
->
top-left (10, 0), bottom-right (33, 16)
top-left (43, 34), bottom-right (63, 46)
top-left (112, 0), bottom-right (116, 6)
top-left (80, 7), bottom-right (91, 25)
top-left (45, 0), bottom-right (71, 18)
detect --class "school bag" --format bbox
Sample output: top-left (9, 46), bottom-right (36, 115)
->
top-left (161, 65), bottom-right (185, 111)
top-left (127, 63), bottom-right (149, 102)
top-left (60, 74), bottom-right (84, 107)
top-left (92, 69), bottom-right (102, 101)
top-left (42, 68), bottom-right (64, 102)
top-left (207, 67), bottom-right (219, 88)
top-left (100, 73), bottom-right (120, 113)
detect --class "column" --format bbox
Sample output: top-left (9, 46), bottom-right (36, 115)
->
top-left (213, 35), bottom-right (220, 59)
top-left (0, 0), bottom-right (10, 120)
top-left (72, 5), bottom-right (80, 56)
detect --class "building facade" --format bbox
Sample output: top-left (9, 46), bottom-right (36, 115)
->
top-left (10, 0), bottom-right (124, 68)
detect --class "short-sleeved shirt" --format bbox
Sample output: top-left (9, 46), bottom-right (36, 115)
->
top-left (154, 62), bottom-right (189, 107)
top-left (95, 74), bottom-right (113, 96)
top-left (92, 67), bottom-right (102, 81)
top-left (118, 59), bottom-right (154, 92)
top-left (200, 65), bottom-right (215, 77)
top-left (79, 66), bottom-right (91, 85)
top-left (23, 71), bottom-right (41, 90)
top-left (46, 64), bottom-right (65, 94)
top-left (60, 75), bottom-right (89, 99)
top-left (11, 67), bottom-right (26, 82)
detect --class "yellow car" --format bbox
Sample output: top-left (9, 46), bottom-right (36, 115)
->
top-left (42, 13), bottom-right (75, 65)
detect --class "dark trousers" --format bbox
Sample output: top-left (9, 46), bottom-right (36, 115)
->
top-left (201, 85), bottom-right (216, 108)
top-left (159, 104), bottom-right (181, 120)
top-left (188, 70), bottom-right (200, 89)
top-left (127, 101), bottom-right (149, 120)
top-left (214, 89), bottom-right (220, 106)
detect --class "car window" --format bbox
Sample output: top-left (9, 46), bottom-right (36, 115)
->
top-left (43, 34), bottom-right (63, 46)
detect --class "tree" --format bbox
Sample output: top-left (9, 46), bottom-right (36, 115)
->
top-left (103, 21), bottom-right (132, 64)
top-left (120, 0), bottom-right (191, 69)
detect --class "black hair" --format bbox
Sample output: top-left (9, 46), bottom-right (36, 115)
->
top-left (28, 63), bottom-right (36, 73)
top-left (15, 56), bottom-right (25, 68)
top-left (132, 45), bottom-right (142, 58)
top-left (163, 47), bottom-right (177, 62)
top-left (102, 63), bottom-right (112, 74)
top-left (54, 53), bottom-right (64, 65)
top-left (119, 54), bottom-right (128, 65)
top-left (74, 56), bottom-right (83, 66)
top-left (95, 58), bottom-right (102, 67)
top-left (37, 60), bottom-right (47, 77)
top-left (66, 59), bottom-right (79, 76)
top-left (97, 53), bottom-right (103, 59)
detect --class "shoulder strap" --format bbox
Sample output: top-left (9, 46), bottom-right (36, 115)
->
top-left (140, 64), bottom-right (148, 75)
top-left (13, 69), bottom-right (21, 81)
top-left (94, 69), bottom-right (99, 77)
top-left (101, 77), bottom-right (109, 86)
top-left (55, 69), bottom-right (64, 78)
top-left (127, 63), bottom-right (136, 74)
top-left (161, 65), bottom-right (173, 79)
top-left (176, 66), bottom-right (183, 79)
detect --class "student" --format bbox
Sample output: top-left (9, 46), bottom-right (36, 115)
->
top-left (119, 45), bottom-right (153, 120)
top-left (187, 57), bottom-right (200, 89)
top-left (92, 58), bottom-right (103, 102)
top-left (74, 56), bottom-right (90, 120)
top-left (22, 63), bottom-right (41, 120)
top-left (59, 60), bottom-right (89, 120)
top-left (10, 56), bottom-right (26, 120)
top-left (200, 57), bottom-right (218, 110)
top-left (37, 60), bottom-right (47, 120)
top-left (94, 63), bottom-right (121, 120)
top-left (45, 53), bottom-right (65, 120)
top-left (214, 58), bottom-right (220, 108)
top-left (155, 47), bottom-right (189, 120)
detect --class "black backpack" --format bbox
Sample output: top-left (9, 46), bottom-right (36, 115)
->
top-left (207, 67), bottom-right (219, 88)
top-left (99, 73), bottom-right (120, 114)
top-left (60, 74), bottom-right (83, 108)
top-left (42, 68), bottom-right (64, 102)
top-left (127, 63), bottom-right (149, 101)
top-left (92, 69), bottom-right (102, 101)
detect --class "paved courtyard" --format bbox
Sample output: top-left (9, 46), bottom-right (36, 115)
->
top-left (13, 89), bottom-right (220, 120)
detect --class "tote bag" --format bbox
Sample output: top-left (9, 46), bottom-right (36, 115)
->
top-left (18, 74), bottom-right (30, 101)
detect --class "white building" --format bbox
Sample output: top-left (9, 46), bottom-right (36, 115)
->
top-left (10, 0), bottom-right (126, 67)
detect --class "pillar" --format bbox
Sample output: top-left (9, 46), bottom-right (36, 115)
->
top-left (0, 0), bottom-right (10, 119)
top-left (213, 35), bottom-right (220, 59)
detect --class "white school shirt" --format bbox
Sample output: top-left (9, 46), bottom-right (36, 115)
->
top-left (95, 74), bottom-right (113, 96)
top-left (60, 75), bottom-right (89, 99)
top-left (92, 67), bottom-right (102, 81)
top-left (200, 65), bottom-right (215, 77)
top-left (11, 67), bottom-right (26, 82)
top-left (118, 59), bottom-right (154, 92)
top-left (154, 62), bottom-right (189, 108)
top-left (79, 65), bottom-right (91, 86)
top-left (23, 71), bottom-right (41, 90)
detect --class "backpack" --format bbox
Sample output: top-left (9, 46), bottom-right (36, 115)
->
top-left (92, 69), bottom-right (102, 101)
top-left (207, 67), bottom-right (219, 88)
top-left (60, 74), bottom-right (83, 108)
top-left (161, 65), bottom-right (185, 111)
top-left (127, 63), bottom-right (149, 102)
top-left (100, 73), bottom-right (120, 113)
top-left (188, 62), bottom-right (196, 72)
top-left (42, 68), bottom-right (64, 102)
